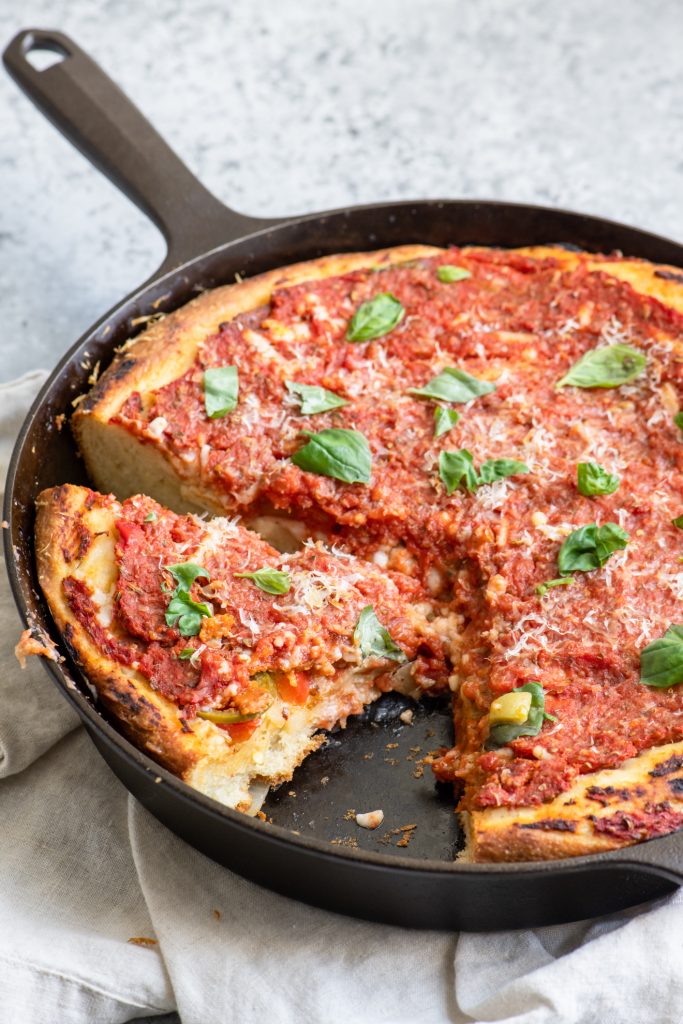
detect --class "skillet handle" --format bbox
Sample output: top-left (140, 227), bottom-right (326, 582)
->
top-left (3, 28), bottom-right (282, 271)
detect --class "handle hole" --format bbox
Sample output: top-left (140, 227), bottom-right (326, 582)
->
top-left (23, 37), bottom-right (70, 72)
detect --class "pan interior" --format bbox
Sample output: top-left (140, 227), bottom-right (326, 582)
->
top-left (265, 693), bottom-right (460, 860)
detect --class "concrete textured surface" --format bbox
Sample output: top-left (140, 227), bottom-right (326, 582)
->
top-left (1, 0), bottom-right (683, 384)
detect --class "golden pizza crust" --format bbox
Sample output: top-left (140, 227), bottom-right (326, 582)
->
top-left (35, 484), bottom-right (389, 813)
top-left (463, 741), bottom-right (683, 861)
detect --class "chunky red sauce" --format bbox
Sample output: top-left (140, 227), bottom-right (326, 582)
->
top-left (64, 494), bottom-right (446, 722)
top-left (110, 249), bottom-right (683, 815)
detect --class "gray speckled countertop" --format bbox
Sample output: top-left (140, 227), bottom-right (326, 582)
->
top-left (1, 0), bottom-right (683, 384)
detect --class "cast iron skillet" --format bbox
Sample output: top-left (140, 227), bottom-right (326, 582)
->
top-left (4, 28), bottom-right (683, 931)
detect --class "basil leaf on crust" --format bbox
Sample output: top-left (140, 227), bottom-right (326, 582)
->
top-left (487, 682), bottom-right (555, 747)
top-left (577, 462), bottom-right (620, 497)
top-left (346, 293), bottom-right (404, 342)
top-left (285, 380), bottom-right (348, 415)
top-left (165, 562), bottom-right (210, 590)
top-left (640, 626), bottom-right (683, 688)
top-left (291, 428), bottom-right (372, 484)
top-left (557, 522), bottom-right (629, 575)
top-left (353, 606), bottom-right (405, 662)
top-left (675, 412), bottom-right (683, 433)
top-left (673, 515), bottom-right (683, 529)
top-left (437, 265), bottom-right (471, 283)
top-left (438, 451), bottom-right (528, 494)
top-left (233, 568), bottom-right (291, 595)
top-left (409, 367), bottom-right (496, 404)
top-left (433, 406), bottom-right (461, 438)
top-left (203, 365), bottom-right (238, 418)
top-left (165, 590), bottom-right (212, 637)
top-left (439, 450), bottom-right (479, 494)
top-left (478, 459), bottom-right (529, 485)
top-left (557, 344), bottom-right (646, 389)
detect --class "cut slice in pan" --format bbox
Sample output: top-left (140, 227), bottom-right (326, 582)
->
top-left (35, 484), bottom-right (449, 813)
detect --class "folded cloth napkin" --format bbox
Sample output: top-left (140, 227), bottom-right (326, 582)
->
top-left (1, 371), bottom-right (682, 1024)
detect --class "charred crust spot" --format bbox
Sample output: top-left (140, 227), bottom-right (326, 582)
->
top-left (518, 818), bottom-right (577, 832)
top-left (586, 785), bottom-right (632, 806)
top-left (668, 778), bottom-right (683, 796)
top-left (60, 519), bottom-right (92, 564)
top-left (649, 754), bottom-right (683, 777)
top-left (105, 357), bottom-right (137, 385)
top-left (654, 269), bottom-right (683, 284)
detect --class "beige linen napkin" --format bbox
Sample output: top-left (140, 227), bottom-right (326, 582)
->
top-left (1, 371), bottom-right (681, 1024)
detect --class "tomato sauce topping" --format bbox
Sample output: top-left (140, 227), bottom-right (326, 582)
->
top-left (63, 495), bottom-right (447, 723)
top-left (109, 248), bottom-right (683, 809)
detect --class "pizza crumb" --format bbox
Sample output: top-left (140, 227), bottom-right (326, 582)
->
top-left (355, 809), bottom-right (384, 830)
top-left (256, 810), bottom-right (267, 821)
top-left (1, 520), bottom-right (8, 529)
top-left (154, 776), bottom-right (162, 784)
top-left (331, 836), bottom-right (358, 848)
top-left (213, 909), bottom-right (221, 921)
top-left (320, 775), bottom-right (330, 786)
top-left (386, 742), bottom-right (399, 749)
top-left (399, 709), bottom-right (414, 725)
top-left (287, 790), bottom-right (296, 797)
top-left (54, 414), bottom-right (66, 432)
top-left (14, 627), bottom-right (62, 669)
top-left (127, 937), bottom-right (158, 948)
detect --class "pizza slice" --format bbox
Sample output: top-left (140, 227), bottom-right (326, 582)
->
top-left (36, 484), bottom-right (449, 813)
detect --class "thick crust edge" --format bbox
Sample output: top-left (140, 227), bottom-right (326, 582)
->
top-left (463, 741), bottom-right (683, 862)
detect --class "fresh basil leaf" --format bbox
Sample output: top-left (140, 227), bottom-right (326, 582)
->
top-left (353, 605), bottom-right (405, 662)
top-left (203, 365), bottom-right (238, 418)
top-left (144, 511), bottom-right (158, 523)
top-left (165, 590), bottom-right (212, 636)
top-left (434, 406), bottom-right (461, 438)
top-left (577, 462), bottom-right (620, 497)
top-left (291, 428), bottom-right (372, 484)
top-left (640, 625), bottom-right (683, 688)
top-left (346, 293), bottom-right (404, 342)
top-left (478, 459), bottom-right (529, 485)
top-left (673, 515), bottom-right (683, 529)
top-left (488, 682), bottom-right (554, 746)
top-left (439, 449), bottom-right (479, 494)
top-left (675, 412), bottom-right (683, 433)
top-left (557, 344), bottom-right (646, 389)
top-left (409, 367), bottom-right (496, 404)
top-left (233, 568), bottom-right (291, 595)
top-left (178, 648), bottom-right (195, 659)
top-left (285, 380), bottom-right (348, 415)
top-left (437, 265), bottom-right (471, 283)
top-left (557, 522), bottom-right (629, 575)
top-left (535, 577), bottom-right (575, 596)
top-left (165, 562), bottom-right (211, 591)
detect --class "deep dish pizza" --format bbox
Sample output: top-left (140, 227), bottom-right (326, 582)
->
top-left (36, 243), bottom-right (683, 860)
